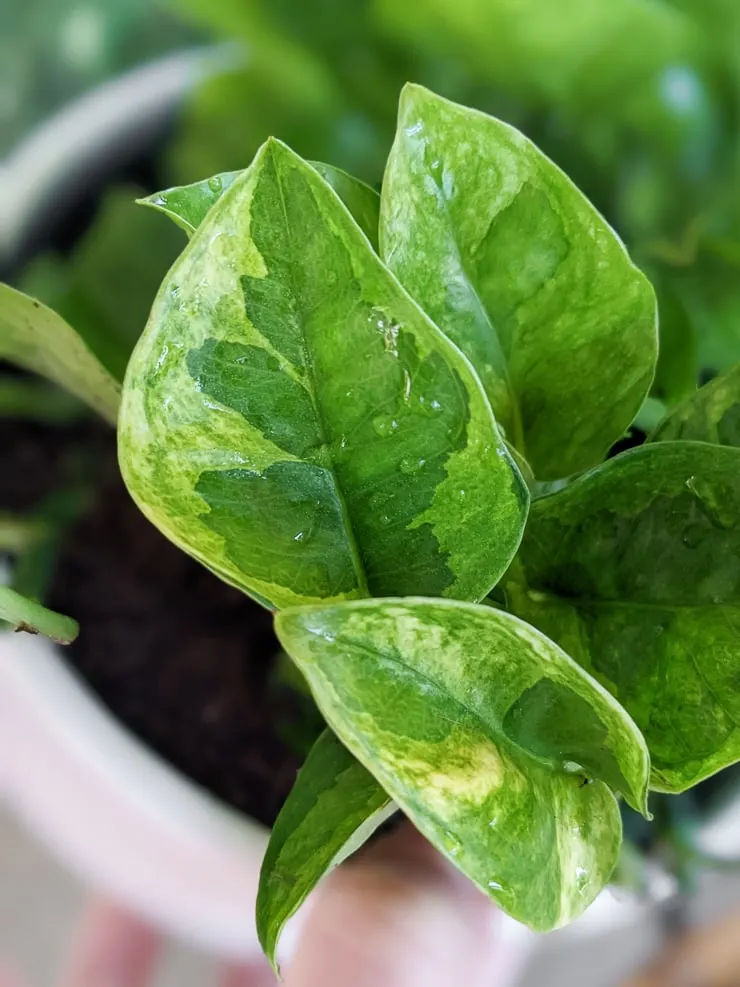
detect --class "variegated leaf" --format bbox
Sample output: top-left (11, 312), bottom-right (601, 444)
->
top-left (257, 729), bottom-right (394, 970)
top-left (510, 441), bottom-right (740, 793)
top-left (380, 85), bottom-right (658, 478)
top-left (276, 598), bottom-right (650, 931)
top-left (119, 140), bottom-right (528, 609)
top-left (139, 161), bottom-right (380, 249)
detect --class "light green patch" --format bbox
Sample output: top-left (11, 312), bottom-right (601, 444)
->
top-left (276, 597), bottom-right (648, 930)
top-left (511, 441), bottom-right (740, 792)
top-left (257, 729), bottom-right (394, 971)
top-left (380, 85), bottom-right (658, 478)
top-left (119, 139), bottom-right (528, 609)
top-left (0, 283), bottom-right (121, 424)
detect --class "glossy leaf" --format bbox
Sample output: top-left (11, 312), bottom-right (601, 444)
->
top-left (650, 365), bottom-right (740, 446)
top-left (257, 729), bottom-right (394, 970)
top-left (0, 283), bottom-right (120, 424)
top-left (119, 139), bottom-right (528, 610)
top-left (276, 597), bottom-right (650, 931)
top-left (0, 586), bottom-right (78, 644)
top-left (380, 84), bottom-right (658, 478)
top-left (309, 162), bottom-right (380, 250)
top-left (138, 171), bottom-right (240, 237)
top-left (511, 441), bottom-right (740, 792)
top-left (140, 162), bottom-right (380, 249)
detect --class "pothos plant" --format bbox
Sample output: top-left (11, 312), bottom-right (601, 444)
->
top-left (3, 84), bottom-right (740, 967)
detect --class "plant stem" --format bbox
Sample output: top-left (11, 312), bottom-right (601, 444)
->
top-left (0, 585), bottom-right (79, 644)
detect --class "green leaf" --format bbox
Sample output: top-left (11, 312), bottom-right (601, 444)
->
top-left (276, 597), bottom-right (649, 931)
top-left (0, 284), bottom-right (121, 424)
top-left (119, 139), bottom-right (528, 609)
top-left (257, 729), bottom-right (394, 970)
top-left (0, 585), bottom-right (78, 644)
top-left (20, 186), bottom-right (185, 382)
top-left (651, 277), bottom-right (699, 409)
top-left (138, 171), bottom-right (241, 237)
top-left (650, 365), bottom-right (740, 446)
top-left (140, 162), bottom-right (380, 249)
top-left (510, 441), bottom-right (740, 793)
top-left (380, 84), bottom-right (658, 478)
top-left (309, 163), bottom-right (380, 251)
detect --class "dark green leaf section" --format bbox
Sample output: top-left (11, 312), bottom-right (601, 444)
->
top-left (650, 365), bottom-right (740, 446)
top-left (119, 140), bottom-right (528, 609)
top-left (0, 585), bottom-right (79, 644)
top-left (139, 161), bottom-right (380, 248)
top-left (309, 162), bottom-right (380, 250)
top-left (276, 598), bottom-right (649, 930)
top-left (380, 84), bottom-right (658, 478)
top-left (512, 441), bottom-right (740, 792)
top-left (257, 729), bottom-right (394, 970)
top-left (0, 283), bottom-right (121, 424)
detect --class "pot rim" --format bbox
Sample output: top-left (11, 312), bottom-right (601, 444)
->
top-left (0, 45), bottom-right (230, 271)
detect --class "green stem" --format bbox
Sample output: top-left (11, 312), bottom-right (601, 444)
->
top-left (0, 585), bottom-right (79, 645)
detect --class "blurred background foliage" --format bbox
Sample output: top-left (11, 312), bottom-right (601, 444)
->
top-left (8, 0), bottom-right (740, 412)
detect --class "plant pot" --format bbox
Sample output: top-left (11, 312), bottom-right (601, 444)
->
top-left (0, 625), bottom-right (660, 974)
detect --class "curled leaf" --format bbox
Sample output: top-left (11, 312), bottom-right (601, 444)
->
top-left (276, 597), bottom-right (649, 930)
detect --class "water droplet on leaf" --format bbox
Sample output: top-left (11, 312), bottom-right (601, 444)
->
top-left (372, 415), bottom-right (399, 438)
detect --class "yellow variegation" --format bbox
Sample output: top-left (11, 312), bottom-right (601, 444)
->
top-left (276, 598), bottom-right (650, 931)
top-left (119, 139), bottom-right (528, 610)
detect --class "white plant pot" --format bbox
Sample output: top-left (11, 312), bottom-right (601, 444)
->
top-left (0, 628), bottom-right (632, 975)
top-left (0, 630), bottom-right (268, 959)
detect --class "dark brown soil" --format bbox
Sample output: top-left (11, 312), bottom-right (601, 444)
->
top-left (3, 418), bottom-right (309, 826)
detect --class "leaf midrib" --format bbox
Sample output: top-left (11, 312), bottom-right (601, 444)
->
top-left (332, 630), bottom-right (596, 779)
top-left (270, 148), bottom-right (370, 597)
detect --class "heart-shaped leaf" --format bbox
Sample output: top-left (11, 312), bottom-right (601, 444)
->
top-left (119, 140), bottom-right (528, 609)
top-left (257, 729), bottom-right (394, 970)
top-left (140, 162), bottom-right (380, 249)
top-left (276, 597), bottom-right (650, 931)
top-left (380, 84), bottom-right (658, 478)
top-left (650, 365), bottom-right (740, 446)
top-left (0, 283), bottom-right (121, 424)
top-left (511, 441), bottom-right (740, 792)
